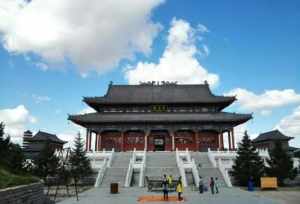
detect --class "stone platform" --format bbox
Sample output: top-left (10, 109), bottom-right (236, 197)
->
top-left (59, 187), bottom-right (280, 204)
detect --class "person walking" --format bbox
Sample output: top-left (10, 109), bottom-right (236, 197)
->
top-left (199, 176), bottom-right (204, 194)
top-left (215, 177), bottom-right (219, 194)
top-left (209, 177), bottom-right (215, 195)
top-left (176, 177), bottom-right (184, 201)
top-left (162, 174), bottom-right (169, 200)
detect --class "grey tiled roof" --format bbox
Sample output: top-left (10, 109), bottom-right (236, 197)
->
top-left (83, 84), bottom-right (235, 105)
top-left (68, 112), bottom-right (252, 125)
top-left (28, 131), bottom-right (67, 144)
top-left (253, 130), bottom-right (293, 143)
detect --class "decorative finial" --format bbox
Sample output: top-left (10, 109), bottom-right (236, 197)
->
top-left (109, 81), bottom-right (113, 86)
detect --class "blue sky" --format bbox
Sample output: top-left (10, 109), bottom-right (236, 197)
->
top-left (0, 0), bottom-right (299, 147)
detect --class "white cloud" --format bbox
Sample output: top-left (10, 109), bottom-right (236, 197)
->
top-left (125, 18), bottom-right (219, 86)
top-left (79, 107), bottom-right (95, 115)
top-left (0, 0), bottom-right (163, 74)
top-left (57, 132), bottom-right (77, 149)
top-left (226, 88), bottom-right (300, 115)
top-left (0, 105), bottom-right (37, 144)
top-left (35, 62), bottom-right (48, 71)
top-left (222, 123), bottom-right (255, 149)
top-left (276, 105), bottom-right (300, 147)
top-left (32, 94), bottom-right (51, 103)
top-left (197, 24), bottom-right (209, 33)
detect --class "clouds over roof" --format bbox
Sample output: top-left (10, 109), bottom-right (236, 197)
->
top-left (0, 105), bottom-right (37, 144)
top-left (226, 88), bottom-right (300, 115)
top-left (125, 18), bottom-right (219, 86)
top-left (276, 105), bottom-right (300, 146)
top-left (0, 0), bottom-right (163, 74)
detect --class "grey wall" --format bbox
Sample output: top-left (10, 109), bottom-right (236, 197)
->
top-left (0, 183), bottom-right (51, 204)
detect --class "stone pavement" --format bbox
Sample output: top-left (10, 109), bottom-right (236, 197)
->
top-left (58, 187), bottom-right (281, 204)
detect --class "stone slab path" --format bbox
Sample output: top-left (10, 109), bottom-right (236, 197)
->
top-left (58, 187), bottom-right (280, 204)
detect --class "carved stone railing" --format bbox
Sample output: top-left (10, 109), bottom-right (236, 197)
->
top-left (85, 148), bottom-right (114, 187)
top-left (94, 158), bottom-right (108, 187)
top-left (124, 148), bottom-right (147, 187)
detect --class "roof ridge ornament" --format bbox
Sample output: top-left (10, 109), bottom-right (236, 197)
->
top-left (139, 81), bottom-right (178, 86)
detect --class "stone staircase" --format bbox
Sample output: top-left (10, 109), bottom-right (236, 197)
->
top-left (100, 152), bottom-right (131, 187)
top-left (145, 152), bottom-right (180, 179)
top-left (191, 152), bottom-right (227, 187)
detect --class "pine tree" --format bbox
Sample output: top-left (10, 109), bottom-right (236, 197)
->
top-left (0, 122), bottom-right (25, 173)
top-left (0, 122), bottom-right (4, 143)
top-left (230, 131), bottom-right (265, 186)
top-left (266, 141), bottom-right (297, 186)
top-left (33, 141), bottom-right (59, 179)
top-left (0, 122), bottom-right (10, 160)
top-left (69, 132), bottom-right (92, 183)
top-left (0, 122), bottom-right (5, 162)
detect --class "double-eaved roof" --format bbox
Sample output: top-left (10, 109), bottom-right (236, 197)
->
top-left (253, 130), bottom-right (293, 143)
top-left (69, 83), bottom-right (252, 126)
top-left (84, 84), bottom-right (235, 107)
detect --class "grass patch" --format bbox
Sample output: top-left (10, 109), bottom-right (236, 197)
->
top-left (0, 167), bottom-right (39, 189)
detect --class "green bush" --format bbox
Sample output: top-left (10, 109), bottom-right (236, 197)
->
top-left (0, 167), bottom-right (39, 189)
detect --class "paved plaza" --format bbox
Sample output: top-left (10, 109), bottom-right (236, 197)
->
top-left (59, 187), bottom-right (281, 204)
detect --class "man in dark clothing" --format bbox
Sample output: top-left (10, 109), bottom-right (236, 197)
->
top-left (199, 176), bottom-right (204, 194)
top-left (210, 177), bottom-right (215, 194)
top-left (162, 174), bottom-right (169, 200)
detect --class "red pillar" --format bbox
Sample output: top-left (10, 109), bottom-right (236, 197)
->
top-left (228, 131), bottom-right (232, 150)
top-left (98, 133), bottom-right (102, 151)
top-left (85, 129), bottom-right (89, 151)
top-left (121, 131), bottom-right (125, 152)
top-left (232, 128), bottom-right (235, 150)
top-left (218, 132), bottom-right (221, 150)
top-left (88, 131), bottom-right (92, 151)
top-left (221, 132), bottom-right (224, 150)
top-left (193, 131), bottom-right (197, 151)
top-left (144, 131), bottom-right (149, 151)
top-left (95, 133), bottom-right (98, 151)
top-left (195, 131), bottom-right (198, 151)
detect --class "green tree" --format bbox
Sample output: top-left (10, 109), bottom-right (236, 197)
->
top-left (230, 131), bottom-right (265, 186)
top-left (0, 123), bottom-right (10, 164)
top-left (69, 132), bottom-right (92, 183)
top-left (32, 141), bottom-right (59, 179)
top-left (0, 122), bottom-right (25, 173)
top-left (266, 141), bottom-right (297, 186)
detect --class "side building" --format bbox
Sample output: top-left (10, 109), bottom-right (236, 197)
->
top-left (69, 82), bottom-right (252, 152)
top-left (253, 130), bottom-right (294, 151)
top-left (23, 130), bottom-right (67, 159)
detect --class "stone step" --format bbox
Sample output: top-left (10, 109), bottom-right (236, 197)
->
top-left (189, 152), bottom-right (227, 187)
top-left (191, 152), bottom-right (213, 168)
top-left (145, 167), bottom-right (180, 180)
top-left (100, 152), bottom-right (132, 187)
top-left (197, 168), bottom-right (226, 187)
top-left (110, 152), bottom-right (131, 167)
top-left (146, 152), bottom-right (177, 167)
top-left (146, 152), bottom-right (179, 180)
top-left (101, 167), bottom-right (128, 187)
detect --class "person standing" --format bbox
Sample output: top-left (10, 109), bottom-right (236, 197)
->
top-left (199, 176), bottom-right (204, 194)
top-left (167, 174), bottom-right (173, 186)
top-left (247, 176), bottom-right (254, 192)
top-left (215, 177), bottom-right (219, 194)
top-left (176, 177), bottom-right (184, 201)
top-left (162, 174), bottom-right (169, 200)
top-left (209, 177), bottom-right (215, 195)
